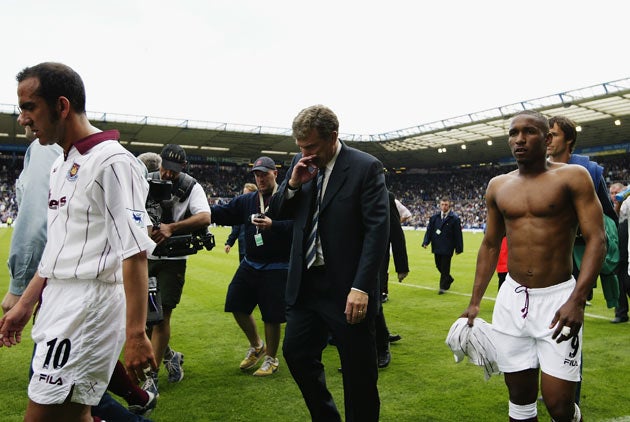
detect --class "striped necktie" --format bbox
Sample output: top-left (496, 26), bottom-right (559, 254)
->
top-left (306, 168), bottom-right (325, 269)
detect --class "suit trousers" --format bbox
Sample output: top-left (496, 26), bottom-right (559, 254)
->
top-left (615, 261), bottom-right (630, 318)
top-left (434, 253), bottom-right (454, 290)
top-left (283, 266), bottom-right (380, 422)
top-left (379, 249), bottom-right (391, 295)
top-left (375, 303), bottom-right (390, 355)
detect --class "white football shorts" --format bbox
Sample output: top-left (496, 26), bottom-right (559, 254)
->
top-left (29, 278), bottom-right (126, 405)
top-left (492, 274), bottom-right (582, 382)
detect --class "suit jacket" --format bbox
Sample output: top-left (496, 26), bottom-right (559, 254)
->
top-left (422, 210), bottom-right (463, 256)
top-left (387, 192), bottom-right (409, 274)
top-left (269, 142), bottom-right (390, 313)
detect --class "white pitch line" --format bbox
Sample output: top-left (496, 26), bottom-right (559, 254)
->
top-left (397, 282), bottom-right (611, 320)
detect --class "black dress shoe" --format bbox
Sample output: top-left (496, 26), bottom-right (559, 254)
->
top-left (378, 350), bottom-right (391, 368)
top-left (611, 316), bottom-right (629, 324)
top-left (388, 334), bottom-right (402, 343)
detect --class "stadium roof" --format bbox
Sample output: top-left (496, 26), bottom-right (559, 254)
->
top-left (1, 77), bottom-right (630, 169)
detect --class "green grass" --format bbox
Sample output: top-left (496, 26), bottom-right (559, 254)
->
top-left (1, 227), bottom-right (629, 421)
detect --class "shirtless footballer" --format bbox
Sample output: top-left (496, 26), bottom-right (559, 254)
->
top-left (462, 110), bottom-right (605, 422)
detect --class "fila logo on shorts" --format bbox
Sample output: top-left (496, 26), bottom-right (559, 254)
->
top-left (37, 373), bottom-right (64, 385)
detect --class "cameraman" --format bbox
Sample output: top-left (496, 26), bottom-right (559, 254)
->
top-left (211, 157), bottom-right (292, 376)
top-left (144, 144), bottom-right (211, 395)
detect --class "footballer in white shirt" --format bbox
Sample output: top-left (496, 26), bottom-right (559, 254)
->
top-left (0, 62), bottom-right (157, 421)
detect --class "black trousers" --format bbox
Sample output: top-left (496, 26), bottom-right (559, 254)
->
top-left (379, 249), bottom-right (390, 295)
top-left (615, 261), bottom-right (630, 318)
top-left (434, 253), bottom-right (454, 290)
top-left (375, 304), bottom-right (389, 355)
top-left (283, 267), bottom-right (380, 422)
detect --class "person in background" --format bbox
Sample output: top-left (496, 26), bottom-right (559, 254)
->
top-left (547, 115), bottom-right (618, 296)
top-left (395, 197), bottom-right (412, 224)
top-left (269, 105), bottom-right (389, 422)
top-left (137, 152), bottom-right (162, 173)
top-left (211, 157), bottom-right (292, 376)
top-left (496, 236), bottom-right (508, 290)
top-left (144, 144), bottom-right (211, 396)
top-left (381, 194), bottom-right (411, 303)
top-left (376, 191), bottom-right (409, 368)
top-left (137, 149), bottom-right (187, 389)
top-left (422, 198), bottom-right (464, 294)
top-left (610, 182), bottom-right (630, 323)
top-left (224, 183), bottom-right (258, 262)
top-left (2, 125), bottom-right (61, 314)
top-left (547, 115), bottom-right (620, 404)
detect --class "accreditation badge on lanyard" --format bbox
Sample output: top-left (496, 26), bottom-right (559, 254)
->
top-left (254, 184), bottom-right (278, 247)
top-left (254, 233), bottom-right (264, 246)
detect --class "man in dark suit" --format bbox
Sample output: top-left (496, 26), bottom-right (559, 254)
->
top-left (422, 197), bottom-right (463, 294)
top-left (376, 191), bottom-right (409, 368)
top-left (269, 105), bottom-right (389, 422)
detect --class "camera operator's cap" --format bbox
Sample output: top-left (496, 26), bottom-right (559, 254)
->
top-left (251, 156), bottom-right (276, 172)
top-left (160, 144), bottom-right (187, 173)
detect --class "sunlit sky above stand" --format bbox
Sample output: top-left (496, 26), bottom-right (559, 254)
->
top-left (1, 0), bottom-right (628, 136)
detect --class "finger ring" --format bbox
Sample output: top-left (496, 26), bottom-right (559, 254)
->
top-left (358, 310), bottom-right (364, 314)
top-left (561, 326), bottom-right (571, 336)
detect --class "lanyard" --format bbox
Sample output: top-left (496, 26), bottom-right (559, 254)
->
top-left (257, 183), bottom-right (278, 214)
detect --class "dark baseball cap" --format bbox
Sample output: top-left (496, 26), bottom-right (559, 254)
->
top-left (160, 144), bottom-right (186, 172)
top-left (251, 156), bottom-right (276, 172)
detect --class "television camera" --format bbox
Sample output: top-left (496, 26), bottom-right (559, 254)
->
top-left (146, 178), bottom-right (215, 257)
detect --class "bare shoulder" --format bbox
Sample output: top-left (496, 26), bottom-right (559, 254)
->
top-left (487, 171), bottom-right (516, 190)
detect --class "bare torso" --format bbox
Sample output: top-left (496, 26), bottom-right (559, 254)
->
top-left (490, 163), bottom-right (578, 288)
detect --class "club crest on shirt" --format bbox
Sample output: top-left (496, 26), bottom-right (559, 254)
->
top-left (67, 163), bottom-right (80, 181)
top-left (128, 208), bottom-right (147, 229)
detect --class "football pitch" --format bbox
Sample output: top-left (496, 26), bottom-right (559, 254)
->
top-left (1, 227), bottom-right (629, 421)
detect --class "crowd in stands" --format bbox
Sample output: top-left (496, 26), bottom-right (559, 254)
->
top-left (387, 156), bottom-right (629, 229)
top-left (0, 154), bottom-right (20, 224)
top-left (186, 163), bottom-right (288, 203)
top-left (386, 166), bottom-right (509, 229)
top-left (2, 152), bottom-right (630, 229)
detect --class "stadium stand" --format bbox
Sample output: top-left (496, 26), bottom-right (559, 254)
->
top-left (1, 77), bottom-right (630, 170)
top-left (2, 77), bottom-right (629, 225)
top-left (2, 153), bottom-right (629, 229)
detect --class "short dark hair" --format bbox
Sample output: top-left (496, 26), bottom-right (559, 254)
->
top-left (16, 62), bottom-right (86, 114)
top-left (512, 110), bottom-right (550, 135)
top-left (549, 115), bottom-right (578, 152)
